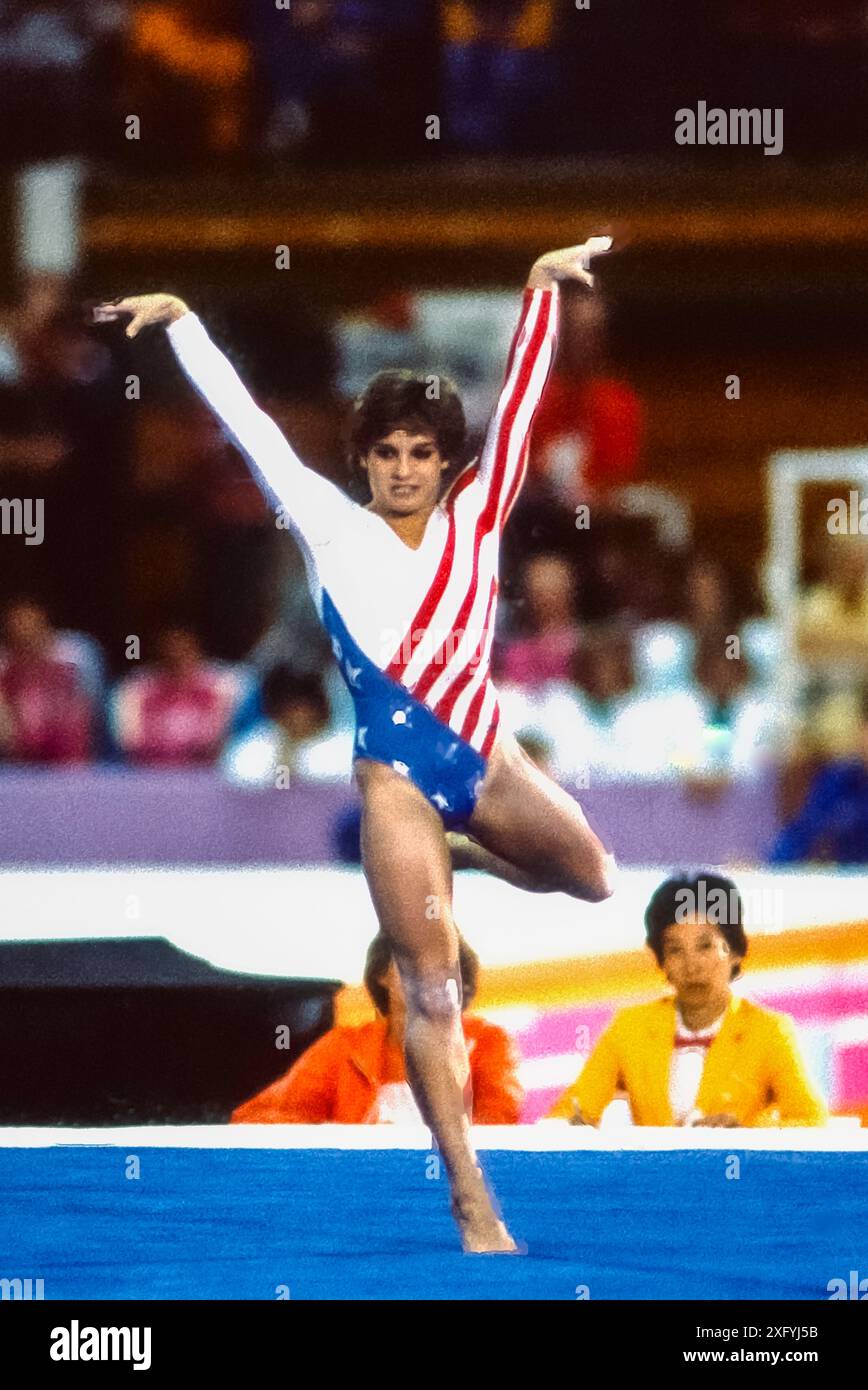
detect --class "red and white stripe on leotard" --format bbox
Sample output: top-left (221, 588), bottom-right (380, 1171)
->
top-left (384, 285), bottom-right (559, 756)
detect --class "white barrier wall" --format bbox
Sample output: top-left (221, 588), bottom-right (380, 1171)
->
top-left (0, 864), bottom-right (865, 979)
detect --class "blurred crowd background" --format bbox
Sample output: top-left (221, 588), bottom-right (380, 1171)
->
top-left (1, 1), bottom-right (866, 168)
top-left (2, 1), bottom-right (868, 868)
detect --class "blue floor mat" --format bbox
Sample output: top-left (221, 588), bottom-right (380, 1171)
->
top-left (1, 1148), bottom-right (865, 1300)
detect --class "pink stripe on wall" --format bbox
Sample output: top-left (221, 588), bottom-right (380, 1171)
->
top-left (836, 1045), bottom-right (868, 1107)
top-left (513, 983), bottom-right (867, 1064)
top-left (750, 982), bottom-right (868, 1027)
top-left (522, 1088), bottom-right (569, 1124)
top-left (516, 1003), bottom-right (631, 1059)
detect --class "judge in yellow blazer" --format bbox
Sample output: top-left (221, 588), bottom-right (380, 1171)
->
top-left (548, 872), bottom-right (827, 1128)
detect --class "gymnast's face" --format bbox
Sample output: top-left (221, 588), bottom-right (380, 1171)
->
top-left (659, 916), bottom-right (740, 1007)
top-left (361, 427), bottom-right (450, 517)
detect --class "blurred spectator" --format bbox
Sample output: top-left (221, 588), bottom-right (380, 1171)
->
top-left (251, 0), bottom-right (434, 165)
top-left (769, 687), bottom-right (868, 866)
top-left (720, 1), bottom-right (866, 159)
top-left (580, 526), bottom-right (663, 624)
top-left (0, 273), bottom-right (69, 385)
top-left (0, 277), bottom-right (76, 565)
top-left (126, 2), bottom-right (249, 167)
top-left (506, 621), bottom-right (783, 786)
top-left (669, 632), bottom-right (784, 779)
top-left (798, 535), bottom-right (868, 674)
top-left (797, 535), bottom-right (868, 759)
top-left (231, 930), bottom-right (523, 1123)
top-left (250, 546), bottom-right (336, 683)
top-left (0, 277), bottom-right (132, 645)
top-left (0, 1), bottom-right (125, 164)
top-left (0, 598), bottom-right (92, 762)
top-left (613, 629), bottom-right (782, 782)
top-left (222, 664), bottom-right (352, 786)
top-left (187, 393), bottom-right (277, 662)
top-left (498, 552), bottom-right (582, 689)
top-left (501, 625), bottom-right (633, 785)
top-left (683, 554), bottom-right (737, 642)
top-left (337, 289), bottom-right (523, 441)
top-left (2, 0), bottom-right (861, 174)
top-left (440, 0), bottom-right (564, 156)
top-left (632, 621), bottom-right (695, 697)
top-left (547, 872), bottom-right (826, 1127)
top-left (111, 625), bottom-right (242, 766)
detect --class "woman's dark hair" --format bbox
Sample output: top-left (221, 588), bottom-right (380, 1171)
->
top-left (692, 628), bottom-right (751, 691)
top-left (644, 872), bottom-right (748, 980)
top-left (261, 664), bottom-right (328, 723)
top-left (348, 369), bottom-right (467, 487)
top-left (571, 623), bottom-right (635, 700)
top-left (363, 931), bottom-right (480, 1015)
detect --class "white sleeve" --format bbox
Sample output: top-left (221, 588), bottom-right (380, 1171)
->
top-left (166, 312), bottom-right (354, 548)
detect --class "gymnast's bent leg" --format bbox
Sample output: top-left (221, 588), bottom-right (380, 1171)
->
top-left (468, 734), bottom-right (617, 903)
top-left (355, 757), bottom-right (515, 1253)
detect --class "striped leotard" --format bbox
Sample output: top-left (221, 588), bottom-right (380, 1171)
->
top-left (167, 284), bottom-right (559, 827)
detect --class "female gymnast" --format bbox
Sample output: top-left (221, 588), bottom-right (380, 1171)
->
top-left (94, 238), bottom-right (616, 1253)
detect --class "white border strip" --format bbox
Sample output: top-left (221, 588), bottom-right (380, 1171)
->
top-left (0, 1124), bottom-right (865, 1152)
top-left (2, 865), bottom-right (866, 981)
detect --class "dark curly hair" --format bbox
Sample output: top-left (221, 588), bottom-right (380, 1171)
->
top-left (363, 931), bottom-right (480, 1015)
top-left (261, 664), bottom-right (329, 723)
top-left (644, 872), bottom-right (748, 980)
top-left (348, 369), bottom-right (467, 493)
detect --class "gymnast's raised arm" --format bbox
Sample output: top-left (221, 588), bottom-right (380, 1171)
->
top-left (92, 293), bottom-right (353, 547)
top-left (475, 238), bottom-right (613, 531)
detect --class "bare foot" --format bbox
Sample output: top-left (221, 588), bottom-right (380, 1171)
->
top-left (451, 1184), bottom-right (519, 1254)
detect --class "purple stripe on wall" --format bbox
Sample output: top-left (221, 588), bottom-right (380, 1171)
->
top-left (570, 774), bottom-right (780, 867)
top-left (0, 771), bottom-right (355, 866)
top-left (0, 769), bottom-right (779, 867)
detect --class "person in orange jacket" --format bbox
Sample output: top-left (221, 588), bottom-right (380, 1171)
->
top-left (548, 872), bottom-right (827, 1128)
top-left (232, 932), bottom-right (523, 1125)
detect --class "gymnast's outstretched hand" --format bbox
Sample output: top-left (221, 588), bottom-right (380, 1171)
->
top-left (92, 293), bottom-right (189, 337)
top-left (527, 235), bottom-right (615, 290)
